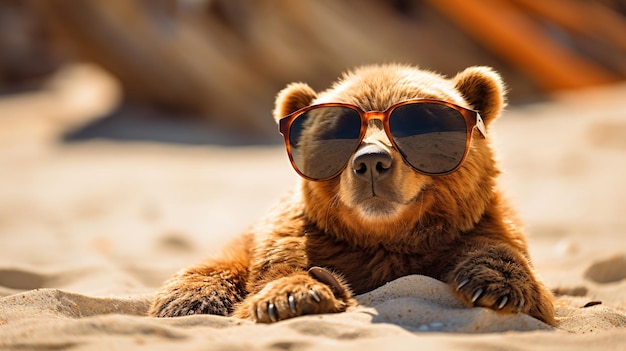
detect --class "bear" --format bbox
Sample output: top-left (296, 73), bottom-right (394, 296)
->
top-left (149, 64), bottom-right (556, 325)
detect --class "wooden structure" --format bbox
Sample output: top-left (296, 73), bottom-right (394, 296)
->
top-left (9, 0), bottom-right (626, 136)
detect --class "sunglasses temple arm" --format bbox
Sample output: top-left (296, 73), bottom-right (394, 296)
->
top-left (475, 113), bottom-right (487, 138)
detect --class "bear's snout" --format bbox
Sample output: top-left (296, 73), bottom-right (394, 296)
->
top-left (351, 144), bottom-right (393, 182)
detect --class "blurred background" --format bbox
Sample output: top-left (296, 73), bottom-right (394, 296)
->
top-left (0, 0), bottom-right (625, 296)
top-left (1, 0), bottom-right (625, 144)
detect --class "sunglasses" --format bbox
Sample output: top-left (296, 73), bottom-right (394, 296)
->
top-left (278, 99), bottom-right (486, 181)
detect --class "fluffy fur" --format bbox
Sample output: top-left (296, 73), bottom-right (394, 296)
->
top-left (150, 64), bottom-right (555, 325)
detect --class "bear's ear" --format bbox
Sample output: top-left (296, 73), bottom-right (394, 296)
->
top-left (273, 82), bottom-right (318, 123)
top-left (453, 66), bottom-right (507, 126)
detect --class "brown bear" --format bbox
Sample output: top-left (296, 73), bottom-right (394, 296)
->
top-left (149, 64), bottom-right (555, 325)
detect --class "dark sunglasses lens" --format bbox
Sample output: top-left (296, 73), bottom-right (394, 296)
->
top-left (288, 106), bottom-right (362, 179)
top-left (389, 103), bottom-right (468, 174)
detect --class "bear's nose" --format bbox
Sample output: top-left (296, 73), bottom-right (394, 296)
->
top-left (352, 144), bottom-right (393, 181)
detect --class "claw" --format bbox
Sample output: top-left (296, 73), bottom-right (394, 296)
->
top-left (457, 279), bottom-right (470, 291)
top-left (253, 305), bottom-right (260, 321)
top-left (288, 294), bottom-right (297, 314)
top-left (518, 297), bottom-right (525, 309)
top-left (471, 288), bottom-right (483, 303)
top-left (268, 303), bottom-right (278, 322)
top-left (497, 296), bottom-right (509, 309)
top-left (309, 289), bottom-right (321, 303)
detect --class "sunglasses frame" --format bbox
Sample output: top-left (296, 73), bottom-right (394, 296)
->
top-left (278, 99), bottom-right (486, 181)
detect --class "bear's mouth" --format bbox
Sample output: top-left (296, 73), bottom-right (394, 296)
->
top-left (348, 185), bottom-right (425, 222)
top-left (355, 196), bottom-right (402, 219)
top-left (338, 166), bottom-right (427, 222)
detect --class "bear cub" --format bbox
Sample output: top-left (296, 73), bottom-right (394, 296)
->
top-left (150, 64), bottom-right (555, 325)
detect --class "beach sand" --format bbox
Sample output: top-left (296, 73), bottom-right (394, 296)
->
top-left (0, 66), bottom-right (625, 350)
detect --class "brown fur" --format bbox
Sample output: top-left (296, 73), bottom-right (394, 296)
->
top-left (149, 64), bottom-right (555, 325)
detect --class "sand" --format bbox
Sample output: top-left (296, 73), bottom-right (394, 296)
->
top-left (0, 66), bottom-right (625, 350)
